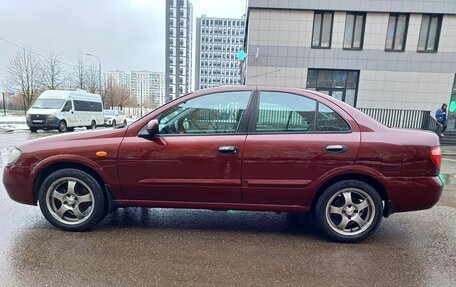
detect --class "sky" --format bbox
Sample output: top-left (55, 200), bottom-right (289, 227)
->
top-left (0, 0), bottom-right (247, 91)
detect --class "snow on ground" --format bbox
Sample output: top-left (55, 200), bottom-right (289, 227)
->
top-left (0, 115), bottom-right (26, 124)
top-left (0, 115), bottom-right (28, 131)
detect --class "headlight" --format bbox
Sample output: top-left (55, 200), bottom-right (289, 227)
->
top-left (6, 148), bottom-right (21, 166)
top-left (48, 112), bottom-right (56, 118)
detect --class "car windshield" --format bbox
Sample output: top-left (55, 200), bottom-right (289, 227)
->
top-left (32, 99), bottom-right (65, 109)
top-left (104, 110), bottom-right (115, 116)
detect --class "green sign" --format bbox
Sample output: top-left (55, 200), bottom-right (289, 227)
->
top-left (450, 101), bottom-right (456, 113)
top-left (236, 49), bottom-right (247, 61)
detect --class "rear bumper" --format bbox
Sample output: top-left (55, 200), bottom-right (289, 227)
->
top-left (2, 164), bottom-right (35, 205)
top-left (386, 176), bottom-right (443, 213)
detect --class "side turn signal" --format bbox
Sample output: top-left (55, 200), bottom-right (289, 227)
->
top-left (96, 151), bottom-right (108, 157)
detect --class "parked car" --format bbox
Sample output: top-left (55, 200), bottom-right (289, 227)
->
top-left (3, 86), bottom-right (443, 242)
top-left (26, 89), bottom-right (104, 132)
top-left (104, 109), bottom-right (127, 127)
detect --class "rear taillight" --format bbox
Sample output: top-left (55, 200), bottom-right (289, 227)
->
top-left (430, 146), bottom-right (442, 167)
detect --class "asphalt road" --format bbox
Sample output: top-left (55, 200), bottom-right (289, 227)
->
top-left (0, 130), bottom-right (455, 286)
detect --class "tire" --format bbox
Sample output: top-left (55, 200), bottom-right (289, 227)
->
top-left (58, 120), bottom-right (67, 133)
top-left (123, 120), bottom-right (127, 126)
top-left (90, 120), bottom-right (96, 129)
top-left (112, 120), bottom-right (116, 127)
top-left (315, 180), bottom-right (383, 243)
top-left (38, 168), bottom-right (106, 231)
top-left (29, 127), bottom-right (38, 132)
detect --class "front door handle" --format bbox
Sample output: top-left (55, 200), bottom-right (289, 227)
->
top-left (218, 146), bottom-right (239, 154)
top-left (325, 144), bottom-right (348, 153)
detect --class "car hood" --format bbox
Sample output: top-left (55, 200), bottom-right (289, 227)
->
top-left (18, 127), bottom-right (128, 154)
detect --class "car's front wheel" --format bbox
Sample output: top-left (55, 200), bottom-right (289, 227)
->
top-left (38, 169), bottom-right (106, 231)
top-left (58, 120), bottom-right (67, 133)
top-left (315, 180), bottom-right (383, 243)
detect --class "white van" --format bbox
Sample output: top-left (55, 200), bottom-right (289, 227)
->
top-left (26, 89), bottom-right (104, 132)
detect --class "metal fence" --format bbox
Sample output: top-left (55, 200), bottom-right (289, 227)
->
top-left (358, 108), bottom-right (442, 133)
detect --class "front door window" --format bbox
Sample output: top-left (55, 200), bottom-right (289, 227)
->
top-left (157, 91), bottom-right (251, 135)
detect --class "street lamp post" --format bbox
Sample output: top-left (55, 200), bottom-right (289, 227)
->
top-left (86, 53), bottom-right (102, 95)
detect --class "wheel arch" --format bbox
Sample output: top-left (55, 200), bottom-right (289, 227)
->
top-left (33, 162), bottom-right (109, 208)
top-left (311, 173), bottom-right (388, 214)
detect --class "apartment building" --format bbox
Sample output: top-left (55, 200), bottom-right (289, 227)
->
top-left (166, 0), bottom-right (193, 102)
top-left (130, 71), bottom-right (165, 109)
top-left (244, 0), bottom-right (456, 116)
top-left (106, 70), bottom-right (130, 89)
top-left (195, 15), bottom-right (245, 90)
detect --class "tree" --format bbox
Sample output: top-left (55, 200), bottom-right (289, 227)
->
top-left (85, 63), bottom-right (99, 93)
top-left (40, 50), bottom-right (65, 90)
top-left (7, 48), bottom-right (42, 109)
top-left (104, 76), bottom-right (136, 110)
top-left (116, 85), bottom-right (135, 110)
top-left (73, 55), bottom-right (86, 90)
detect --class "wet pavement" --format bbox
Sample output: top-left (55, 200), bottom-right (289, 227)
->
top-left (0, 130), bottom-right (455, 286)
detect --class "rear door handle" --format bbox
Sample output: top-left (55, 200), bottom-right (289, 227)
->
top-left (218, 146), bottom-right (239, 154)
top-left (325, 144), bottom-right (348, 153)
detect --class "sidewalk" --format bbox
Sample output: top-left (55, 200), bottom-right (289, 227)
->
top-left (442, 145), bottom-right (456, 157)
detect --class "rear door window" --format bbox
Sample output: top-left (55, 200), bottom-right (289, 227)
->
top-left (255, 91), bottom-right (350, 133)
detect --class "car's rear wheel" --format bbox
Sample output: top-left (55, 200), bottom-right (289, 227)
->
top-left (315, 180), bottom-right (383, 243)
top-left (112, 120), bottom-right (116, 127)
top-left (90, 120), bottom-right (96, 129)
top-left (123, 120), bottom-right (127, 126)
top-left (38, 169), bottom-right (106, 231)
top-left (58, 120), bottom-right (67, 133)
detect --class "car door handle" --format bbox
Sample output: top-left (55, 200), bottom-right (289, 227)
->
top-left (218, 146), bottom-right (239, 154)
top-left (325, 145), bottom-right (348, 153)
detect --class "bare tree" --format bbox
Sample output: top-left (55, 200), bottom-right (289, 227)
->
top-left (85, 63), bottom-right (99, 93)
top-left (73, 55), bottom-right (86, 90)
top-left (104, 77), bottom-right (135, 110)
top-left (104, 76), bottom-right (116, 109)
top-left (7, 48), bottom-right (42, 109)
top-left (116, 85), bottom-right (135, 110)
top-left (40, 50), bottom-right (65, 90)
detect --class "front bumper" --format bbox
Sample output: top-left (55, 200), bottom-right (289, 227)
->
top-left (386, 176), bottom-right (443, 213)
top-left (3, 164), bottom-right (36, 205)
top-left (26, 116), bottom-right (60, 129)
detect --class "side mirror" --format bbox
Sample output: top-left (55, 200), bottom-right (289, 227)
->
top-left (146, 119), bottom-right (159, 135)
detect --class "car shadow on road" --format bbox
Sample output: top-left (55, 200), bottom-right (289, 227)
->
top-left (97, 207), bottom-right (324, 239)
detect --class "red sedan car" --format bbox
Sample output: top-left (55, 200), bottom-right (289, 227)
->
top-left (3, 87), bottom-right (443, 242)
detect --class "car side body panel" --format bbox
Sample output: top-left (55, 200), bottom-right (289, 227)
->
top-left (2, 86), bottom-right (443, 217)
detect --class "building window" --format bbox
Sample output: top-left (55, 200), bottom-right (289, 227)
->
top-left (343, 12), bottom-right (365, 50)
top-left (385, 14), bottom-right (409, 51)
top-left (312, 11), bottom-right (333, 48)
top-left (418, 14), bottom-right (442, 52)
top-left (306, 69), bottom-right (359, 107)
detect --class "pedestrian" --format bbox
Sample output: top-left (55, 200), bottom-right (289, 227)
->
top-left (435, 103), bottom-right (448, 137)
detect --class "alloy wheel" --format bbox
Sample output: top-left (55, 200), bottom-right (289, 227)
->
top-left (325, 188), bottom-right (375, 236)
top-left (45, 177), bottom-right (94, 225)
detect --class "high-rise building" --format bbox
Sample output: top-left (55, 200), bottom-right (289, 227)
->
top-left (244, 0), bottom-right (456, 115)
top-left (195, 16), bottom-right (245, 90)
top-left (130, 71), bottom-right (165, 109)
top-left (166, 0), bottom-right (193, 102)
top-left (152, 72), bottom-right (166, 107)
top-left (106, 70), bottom-right (130, 89)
